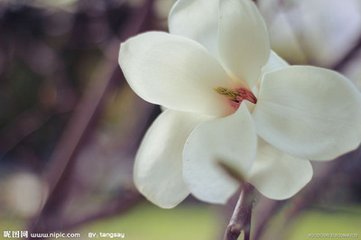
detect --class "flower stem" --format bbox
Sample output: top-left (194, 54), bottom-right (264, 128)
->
top-left (223, 183), bottom-right (254, 240)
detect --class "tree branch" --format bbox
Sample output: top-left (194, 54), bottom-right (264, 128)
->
top-left (223, 184), bottom-right (254, 240)
top-left (46, 191), bottom-right (142, 232)
top-left (27, 0), bottom-right (155, 236)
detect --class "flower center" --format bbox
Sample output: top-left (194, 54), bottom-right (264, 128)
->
top-left (215, 87), bottom-right (257, 109)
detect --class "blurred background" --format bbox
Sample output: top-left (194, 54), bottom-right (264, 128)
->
top-left (0, 0), bottom-right (360, 239)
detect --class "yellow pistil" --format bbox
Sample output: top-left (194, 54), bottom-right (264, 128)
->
top-left (215, 87), bottom-right (240, 102)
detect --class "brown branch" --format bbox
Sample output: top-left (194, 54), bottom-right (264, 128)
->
top-left (0, 110), bottom-right (52, 160)
top-left (223, 184), bottom-right (254, 240)
top-left (27, 0), bottom-right (155, 236)
top-left (27, 40), bottom-right (121, 234)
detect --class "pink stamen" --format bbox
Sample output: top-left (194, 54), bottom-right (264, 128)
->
top-left (230, 88), bottom-right (257, 109)
top-left (215, 86), bottom-right (257, 110)
top-left (237, 88), bottom-right (257, 104)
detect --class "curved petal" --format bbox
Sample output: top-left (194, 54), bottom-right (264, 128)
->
top-left (219, 0), bottom-right (270, 87)
top-left (261, 51), bottom-right (289, 75)
top-left (119, 31), bottom-right (234, 117)
top-left (254, 66), bottom-right (361, 161)
top-left (247, 139), bottom-right (313, 200)
top-left (168, 0), bottom-right (219, 57)
top-left (134, 110), bottom-right (210, 208)
top-left (183, 104), bottom-right (257, 204)
top-left (252, 51), bottom-right (289, 96)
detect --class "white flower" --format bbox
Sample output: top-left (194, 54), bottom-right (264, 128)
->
top-left (118, 0), bottom-right (361, 208)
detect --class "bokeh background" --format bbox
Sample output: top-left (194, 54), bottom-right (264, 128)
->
top-left (0, 0), bottom-right (360, 239)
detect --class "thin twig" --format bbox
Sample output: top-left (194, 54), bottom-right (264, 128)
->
top-left (223, 184), bottom-right (254, 240)
top-left (45, 190), bottom-right (142, 232)
top-left (0, 110), bottom-right (52, 160)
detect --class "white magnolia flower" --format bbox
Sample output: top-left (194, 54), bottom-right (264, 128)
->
top-left (119, 0), bottom-right (361, 208)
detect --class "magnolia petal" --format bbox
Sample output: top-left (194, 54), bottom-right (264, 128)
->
top-left (168, 0), bottom-right (219, 57)
top-left (134, 110), bottom-right (209, 208)
top-left (254, 66), bottom-right (361, 161)
top-left (252, 51), bottom-right (289, 96)
top-left (247, 139), bottom-right (313, 200)
top-left (119, 31), bottom-right (234, 116)
top-left (219, 0), bottom-right (270, 87)
top-left (183, 104), bottom-right (257, 204)
top-left (261, 51), bottom-right (289, 75)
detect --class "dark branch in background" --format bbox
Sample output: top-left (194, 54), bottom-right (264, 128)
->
top-left (28, 40), bottom-right (120, 234)
top-left (252, 199), bottom-right (284, 240)
top-left (0, 110), bottom-right (53, 160)
top-left (0, 36), bottom-right (76, 163)
top-left (253, 147), bottom-right (361, 240)
top-left (27, 0), bottom-right (155, 236)
top-left (47, 190), bottom-right (142, 232)
top-left (223, 184), bottom-right (254, 240)
top-left (283, 148), bottom-right (361, 221)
